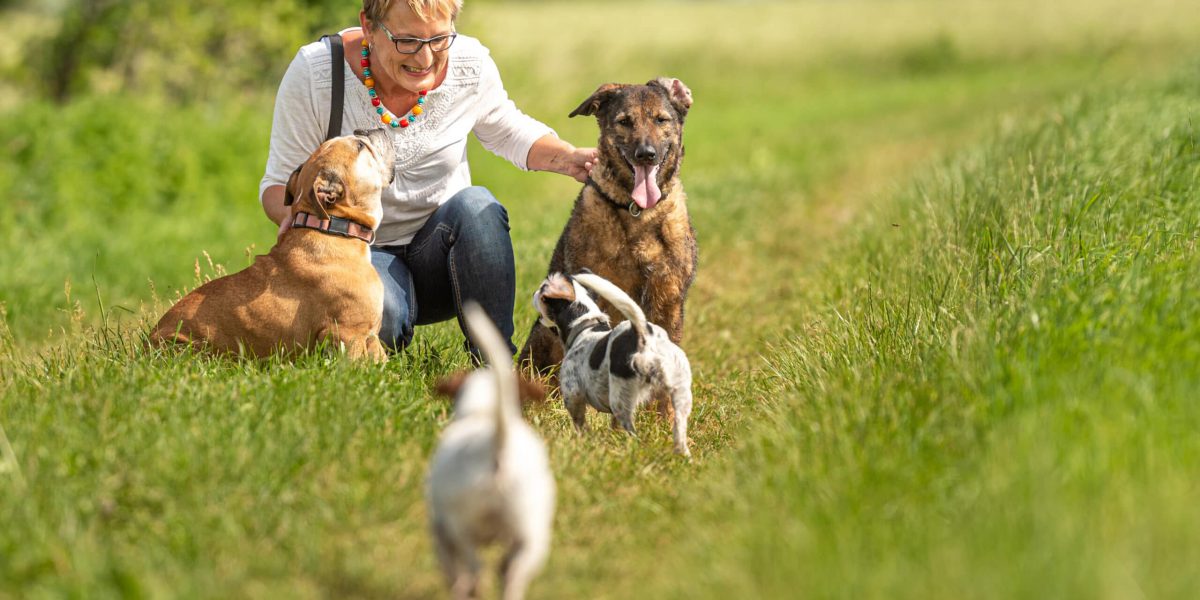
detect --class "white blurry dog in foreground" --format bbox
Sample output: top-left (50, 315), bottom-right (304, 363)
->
top-left (427, 302), bottom-right (556, 600)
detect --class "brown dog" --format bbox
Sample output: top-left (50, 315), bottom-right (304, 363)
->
top-left (519, 78), bottom-right (697, 382)
top-left (150, 129), bottom-right (395, 361)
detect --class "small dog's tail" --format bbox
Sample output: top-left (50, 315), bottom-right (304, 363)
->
top-left (572, 273), bottom-right (650, 341)
top-left (462, 302), bottom-right (516, 456)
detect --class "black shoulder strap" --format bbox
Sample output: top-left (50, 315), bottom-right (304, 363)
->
top-left (322, 34), bottom-right (345, 141)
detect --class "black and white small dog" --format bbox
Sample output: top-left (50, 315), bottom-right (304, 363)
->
top-left (532, 272), bottom-right (693, 456)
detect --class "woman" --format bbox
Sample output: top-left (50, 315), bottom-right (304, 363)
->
top-left (259, 0), bottom-right (595, 357)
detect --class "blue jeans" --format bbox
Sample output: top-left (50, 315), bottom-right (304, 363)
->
top-left (370, 186), bottom-right (516, 357)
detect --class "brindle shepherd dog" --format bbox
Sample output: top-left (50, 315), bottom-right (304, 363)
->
top-left (519, 77), bottom-right (697, 411)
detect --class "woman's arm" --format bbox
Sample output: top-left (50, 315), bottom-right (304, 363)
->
top-left (526, 134), bottom-right (597, 183)
top-left (260, 47), bottom-right (323, 233)
top-left (262, 184), bottom-right (294, 239)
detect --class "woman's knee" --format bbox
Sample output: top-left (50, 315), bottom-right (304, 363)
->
top-left (379, 290), bottom-right (414, 350)
top-left (371, 250), bottom-right (416, 351)
top-left (445, 186), bottom-right (509, 232)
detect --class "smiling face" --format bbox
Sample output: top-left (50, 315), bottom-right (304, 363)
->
top-left (360, 3), bottom-right (455, 95)
top-left (285, 129), bottom-right (395, 229)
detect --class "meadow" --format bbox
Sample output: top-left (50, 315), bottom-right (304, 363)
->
top-left (2, 0), bottom-right (1199, 597)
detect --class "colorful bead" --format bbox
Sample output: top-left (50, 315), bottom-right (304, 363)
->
top-left (360, 44), bottom-right (428, 130)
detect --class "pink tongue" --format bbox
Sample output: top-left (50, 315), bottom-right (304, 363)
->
top-left (631, 164), bottom-right (661, 209)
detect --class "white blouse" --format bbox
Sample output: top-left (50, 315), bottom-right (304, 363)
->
top-left (260, 31), bottom-right (555, 246)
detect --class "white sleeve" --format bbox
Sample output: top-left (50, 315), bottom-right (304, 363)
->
top-left (259, 49), bottom-right (325, 203)
top-left (470, 52), bottom-right (555, 171)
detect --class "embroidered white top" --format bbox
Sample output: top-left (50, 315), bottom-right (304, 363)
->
top-left (259, 32), bottom-right (555, 246)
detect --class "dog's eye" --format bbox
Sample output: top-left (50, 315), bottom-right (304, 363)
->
top-left (656, 115), bottom-right (672, 125)
top-left (616, 116), bottom-right (633, 127)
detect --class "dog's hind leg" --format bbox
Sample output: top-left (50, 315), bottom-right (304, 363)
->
top-left (432, 519), bottom-right (464, 596)
top-left (609, 379), bottom-right (651, 436)
top-left (432, 519), bottom-right (481, 600)
top-left (563, 391), bottom-right (589, 432)
top-left (500, 537), bottom-right (549, 600)
top-left (670, 385), bottom-right (693, 457)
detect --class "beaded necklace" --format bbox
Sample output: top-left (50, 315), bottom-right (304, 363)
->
top-left (360, 38), bottom-right (427, 129)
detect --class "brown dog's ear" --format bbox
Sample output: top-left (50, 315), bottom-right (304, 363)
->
top-left (516, 376), bottom-right (547, 404)
top-left (541, 273), bottom-right (576, 302)
top-left (283, 164), bottom-right (303, 206)
top-left (648, 77), bottom-right (693, 119)
top-left (569, 83), bottom-right (627, 118)
top-left (434, 371), bottom-right (470, 398)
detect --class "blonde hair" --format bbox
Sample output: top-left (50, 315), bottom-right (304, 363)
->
top-left (363, 0), bottom-right (462, 26)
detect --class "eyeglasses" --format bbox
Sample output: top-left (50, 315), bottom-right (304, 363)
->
top-left (377, 23), bottom-right (457, 54)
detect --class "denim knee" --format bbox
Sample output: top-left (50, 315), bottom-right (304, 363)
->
top-left (370, 249), bottom-right (416, 351)
top-left (445, 186), bottom-right (510, 237)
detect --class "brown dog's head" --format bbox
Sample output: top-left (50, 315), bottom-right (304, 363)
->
top-left (284, 128), bottom-right (396, 229)
top-left (570, 77), bottom-right (693, 211)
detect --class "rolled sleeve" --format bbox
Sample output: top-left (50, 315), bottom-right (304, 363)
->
top-left (260, 50), bottom-right (324, 203)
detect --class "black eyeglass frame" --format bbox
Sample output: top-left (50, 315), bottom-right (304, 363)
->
top-left (377, 22), bottom-right (457, 54)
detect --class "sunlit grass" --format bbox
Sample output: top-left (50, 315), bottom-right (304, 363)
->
top-left (2, 1), bottom-right (1199, 597)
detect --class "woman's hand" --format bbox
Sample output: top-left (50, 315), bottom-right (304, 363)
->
top-left (559, 146), bottom-right (598, 183)
top-left (528, 134), bottom-right (598, 183)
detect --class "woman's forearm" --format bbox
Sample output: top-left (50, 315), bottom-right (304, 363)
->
top-left (527, 134), bottom-right (597, 183)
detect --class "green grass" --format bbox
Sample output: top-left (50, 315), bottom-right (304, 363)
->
top-left (3, 1), bottom-right (1200, 597)
top-left (661, 71), bottom-right (1200, 599)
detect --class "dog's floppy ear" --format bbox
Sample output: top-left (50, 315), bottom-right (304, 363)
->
top-left (648, 77), bottom-right (693, 119)
top-left (516, 376), bottom-right (546, 404)
top-left (541, 273), bottom-right (576, 302)
top-left (434, 371), bottom-right (470, 399)
top-left (569, 83), bottom-right (627, 118)
top-left (283, 164), bottom-right (303, 206)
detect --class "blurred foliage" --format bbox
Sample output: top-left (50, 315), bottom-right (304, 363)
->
top-left (9, 0), bottom-right (351, 102)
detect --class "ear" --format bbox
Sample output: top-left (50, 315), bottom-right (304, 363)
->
top-left (434, 371), bottom-right (469, 398)
top-left (569, 83), bottom-right (627, 118)
top-left (541, 273), bottom-right (576, 301)
top-left (516, 376), bottom-right (546, 404)
top-left (283, 164), bottom-right (303, 206)
top-left (648, 77), bottom-right (693, 118)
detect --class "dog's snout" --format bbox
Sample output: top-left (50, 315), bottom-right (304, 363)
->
top-left (634, 144), bottom-right (657, 163)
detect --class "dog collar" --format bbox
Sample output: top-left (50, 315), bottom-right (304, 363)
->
top-left (291, 212), bottom-right (376, 244)
top-left (585, 177), bottom-right (642, 218)
top-left (566, 318), bottom-right (610, 348)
